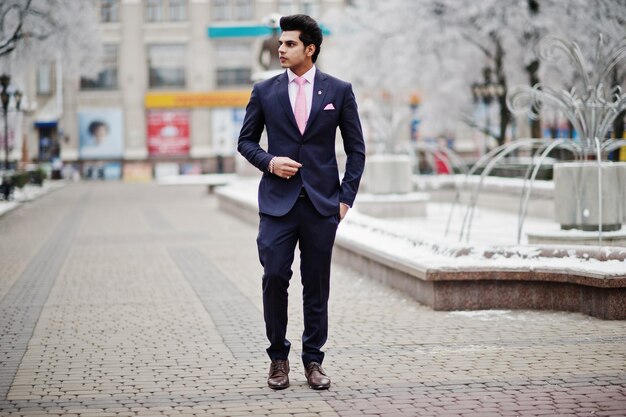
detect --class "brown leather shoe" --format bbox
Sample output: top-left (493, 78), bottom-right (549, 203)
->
top-left (267, 359), bottom-right (289, 389)
top-left (304, 362), bottom-right (330, 390)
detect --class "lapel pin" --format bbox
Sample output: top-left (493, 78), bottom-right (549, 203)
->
top-left (318, 90), bottom-right (322, 95)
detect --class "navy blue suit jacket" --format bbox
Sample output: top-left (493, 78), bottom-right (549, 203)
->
top-left (238, 69), bottom-right (366, 217)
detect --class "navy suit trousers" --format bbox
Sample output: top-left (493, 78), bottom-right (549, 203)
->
top-left (256, 191), bottom-right (339, 366)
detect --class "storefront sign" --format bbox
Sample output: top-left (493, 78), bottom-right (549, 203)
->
top-left (147, 110), bottom-right (190, 156)
top-left (145, 91), bottom-right (250, 109)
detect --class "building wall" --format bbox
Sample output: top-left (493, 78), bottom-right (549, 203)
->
top-left (26, 0), bottom-right (345, 178)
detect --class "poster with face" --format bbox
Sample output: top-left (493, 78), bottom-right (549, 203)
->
top-left (78, 109), bottom-right (124, 160)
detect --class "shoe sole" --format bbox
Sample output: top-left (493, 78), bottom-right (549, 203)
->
top-left (308, 383), bottom-right (330, 390)
top-left (268, 383), bottom-right (289, 390)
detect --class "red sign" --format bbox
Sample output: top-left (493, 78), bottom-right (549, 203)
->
top-left (147, 110), bottom-right (190, 156)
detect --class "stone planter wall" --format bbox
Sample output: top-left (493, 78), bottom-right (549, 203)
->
top-left (554, 162), bottom-right (626, 231)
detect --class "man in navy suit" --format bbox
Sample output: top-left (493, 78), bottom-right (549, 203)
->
top-left (238, 14), bottom-right (365, 390)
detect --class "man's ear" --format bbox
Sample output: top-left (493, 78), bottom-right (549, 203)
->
top-left (306, 44), bottom-right (315, 57)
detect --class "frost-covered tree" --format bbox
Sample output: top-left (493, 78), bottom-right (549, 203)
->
top-left (324, 0), bottom-right (626, 148)
top-left (0, 0), bottom-right (103, 79)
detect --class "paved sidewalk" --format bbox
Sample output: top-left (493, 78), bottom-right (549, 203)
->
top-left (0, 182), bottom-right (625, 417)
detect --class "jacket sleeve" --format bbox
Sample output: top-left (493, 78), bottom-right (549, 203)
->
top-left (338, 83), bottom-right (366, 206)
top-left (237, 84), bottom-right (274, 172)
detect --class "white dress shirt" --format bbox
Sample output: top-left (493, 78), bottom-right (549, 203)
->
top-left (287, 66), bottom-right (315, 121)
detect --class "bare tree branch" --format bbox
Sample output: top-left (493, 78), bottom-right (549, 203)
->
top-left (326, 0), bottom-right (626, 142)
top-left (0, 0), bottom-right (103, 77)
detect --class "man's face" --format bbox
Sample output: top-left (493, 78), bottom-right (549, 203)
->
top-left (278, 30), bottom-right (314, 73)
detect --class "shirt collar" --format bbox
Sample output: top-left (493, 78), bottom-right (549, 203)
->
top-left (287, 65), bottom-right (316, 84)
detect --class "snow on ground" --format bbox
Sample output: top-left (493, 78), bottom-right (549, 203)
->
top-left (415, 174), bottom-right (555, 194)
top-left (217, 178), bottom-right (626, 277)
top-left (0, 181), bottom-right (66, 217)
top-left (340, 214), bottom-right (626, 276)
top-left (398, 201), bottom-right (555, 246)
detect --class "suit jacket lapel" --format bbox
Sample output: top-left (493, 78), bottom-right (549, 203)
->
top-left (275, 72), bottom-right (300, 134)
top-left (305, 70), bottom-right (328, 136)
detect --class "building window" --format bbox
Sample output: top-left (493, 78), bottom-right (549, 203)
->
top-left (277, 0), bottom-right (320, 17)
top-left (212, 0), bottom-right (230, 21)
top-left (37, 63), bottom-right (52, 95)
top-left (215, 41), bottom-right (251, 59)
top-left (80, 45), bottom-right (118, 90)
top-left (148, 44), bottom-right (186, 88)
top-left (217, 68), bottom-right (252, 86)
top-left (302, 0), bottom-right (320, 18)
top-left (215, 41), bottom-right (252, 86)
top-left (100, 0), bottom-right (120, 22)
top-left (212, 0), bottom-right (252, 21)
top-left (234, 0), bottom-right (253, 20)
top-left (145, 0), bottom-right (188, 22)
top-left (145, 0), bottom-right (164, 22)
top-left (169, 0), bottom-right (187, 21)
top-left (277, 0), bottom-right (295, 15)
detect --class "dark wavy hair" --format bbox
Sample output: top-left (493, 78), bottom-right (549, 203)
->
top-left (280, 14), bottom-right (323, 63)
top-left (88, 120), bottom-right (108, 136)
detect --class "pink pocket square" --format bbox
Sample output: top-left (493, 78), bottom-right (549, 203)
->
top-left (323, 103), bottom-right (335, 110)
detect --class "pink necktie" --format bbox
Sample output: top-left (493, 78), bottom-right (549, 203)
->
top-left (294, 76), bottom-right (307, 134)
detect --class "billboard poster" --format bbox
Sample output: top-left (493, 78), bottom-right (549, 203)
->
top-left (147, 110), bottom-right (190, 156)
top-left (212, 108), bottom-right (245, 156)
top-left (78, 109), bottom-right (124, 160)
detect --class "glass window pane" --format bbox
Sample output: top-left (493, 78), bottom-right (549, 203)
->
top-left (37, 63), bottom-right (52, 95)
top-left (302, 0), bottom-right (320, 18)
top-left (148, 44), bottom-right (186, 88)
top-left (215, 41), bottom-right (252, 86)
top-left (214, 41), bottom-right (252, 61)
top-left (215, 41), bottom-right (251, 67)
top-left (217, 68), bottom-right (252, 86)
top-left (100, 0), bottom-right (119, 22)
top-left (277, 0), bottom-right (295, 15)
top-left (145, 0), bottom-right (163, 22)
top-left (212, 0), bottom-right (230, 21)
top-left (234, 0), bottom-right (253, 20)
top-left (80, 45), bottom-right (118, 90)
top-left (169, 0), bottom-right (187, 21)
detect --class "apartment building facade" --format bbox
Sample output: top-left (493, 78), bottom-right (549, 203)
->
top-left (27, 0), bottom-right (345, 180)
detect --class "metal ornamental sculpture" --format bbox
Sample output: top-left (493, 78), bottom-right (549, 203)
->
top-left (507, 35), bottom-right (626, 155)
top-left (451, 35), bottom-right (626, 245)
top-left (507, 35), bottom-right (626, 243)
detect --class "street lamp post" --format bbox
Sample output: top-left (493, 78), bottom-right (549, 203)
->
top-left (1, 75), bottom-right (10, 171)
top-left (0, 74), bottom-right (26, 201)
top-left (471, 68), bottom-right (505, 155)
top-left (0, 74), bottom-right (22, 172)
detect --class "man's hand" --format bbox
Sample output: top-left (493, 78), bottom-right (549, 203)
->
top-left (272, 157), bottom-right (302, 179)
top-left (339, 203), bottom-right (350, 222)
